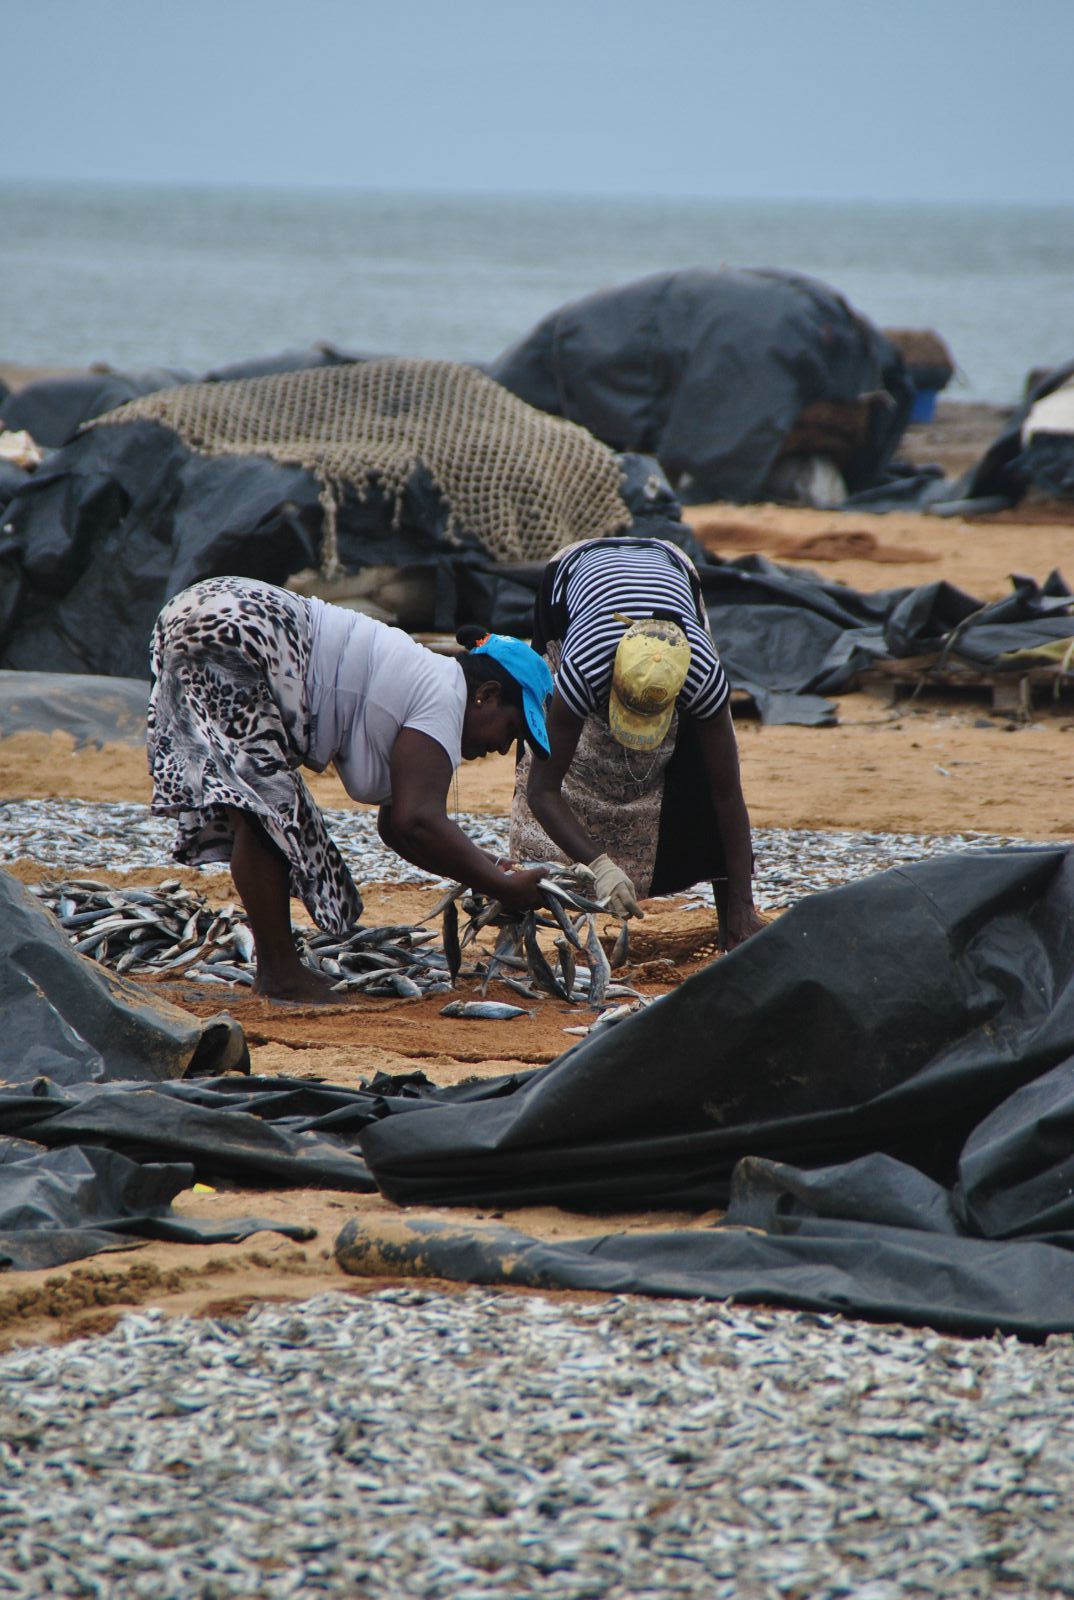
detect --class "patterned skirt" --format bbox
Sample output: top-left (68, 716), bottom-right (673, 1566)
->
top-left (147, 576), bottom-right (364, 935)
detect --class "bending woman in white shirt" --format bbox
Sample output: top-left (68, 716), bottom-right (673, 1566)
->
top-left (148, 576), bottom-right (552, 1002)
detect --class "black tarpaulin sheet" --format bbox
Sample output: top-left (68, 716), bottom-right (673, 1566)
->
top-left (360, 846), bottom-right (1074, 1213)
top-left (0, 1070), bottom-right (529, 1192)
top-left (0, 869), bottom-right (247, 1086)
top-left (0, 369), bottom-right (195, 448)
top-left (694, 558), bottom-right (1074, 724)
top-left (344, 847), bottom-right (1074, 1333)
top-left (0, 669), bottom-right (149, 745)
top-left (0, 1139), bottom-right (314, 1271)
top-left (8, 850), bottom-right (1074, 1328)
top-left (488, 267), bottom-right (915, 504)
top-left (0, 1080), bottom-right (375, 1192)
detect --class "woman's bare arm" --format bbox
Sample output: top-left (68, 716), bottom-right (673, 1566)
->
top-left (379, 729), bottom-right (543, 910)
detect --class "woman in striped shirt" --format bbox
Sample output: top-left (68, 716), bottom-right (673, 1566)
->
top-left (509, 537), bottom-right (764, 951)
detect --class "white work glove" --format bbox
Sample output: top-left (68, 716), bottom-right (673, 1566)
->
top-left (589, 854), bottom-right (644, 919)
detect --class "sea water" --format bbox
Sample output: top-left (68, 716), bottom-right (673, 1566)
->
top-left (2, 181), bottom-right (1072, 404)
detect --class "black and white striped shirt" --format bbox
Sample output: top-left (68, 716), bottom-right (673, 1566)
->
top-left (550, 539), bottom-right (729, 722)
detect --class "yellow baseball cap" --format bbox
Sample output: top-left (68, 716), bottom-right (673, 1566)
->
top-left (608, 616), bottom-right (691, 750)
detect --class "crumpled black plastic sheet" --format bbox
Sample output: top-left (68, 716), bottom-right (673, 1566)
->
top-left (0, 1070), bottom-right (527, 1192)
top-left (0, 1071), bottom-right (523, 1272)
top-left (696, 558), bottom-right (1073, 723)
top-left (0, 869), bottom-right (247, 1087)
top-left (0, 1139), bottom-right (314, 1271)
top-left (7, 851), bottom-right (1074, 1327)
top-left (347, 847), bottom-right (1074, 1335)
top-left (0, 868), bottom-right (337, 1268)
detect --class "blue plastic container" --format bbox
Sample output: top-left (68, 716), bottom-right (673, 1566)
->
top-left (909, 388), bottom-right (937, 423)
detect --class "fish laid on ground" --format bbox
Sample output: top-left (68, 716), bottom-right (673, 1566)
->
top-left (440, 1000), bottom-right (531, 1021)
top-left (33, 859), bottom-right (641, 1008)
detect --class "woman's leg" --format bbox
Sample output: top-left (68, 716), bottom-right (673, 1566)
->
top-left (227, 808), bottom-right (339, 1003)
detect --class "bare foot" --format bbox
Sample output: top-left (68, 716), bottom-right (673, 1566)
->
top-left (253, 966), bottom-right (348, 1005)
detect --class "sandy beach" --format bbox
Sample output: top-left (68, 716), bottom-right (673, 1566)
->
top-left (1, 394), bottom-right (1073, 1349)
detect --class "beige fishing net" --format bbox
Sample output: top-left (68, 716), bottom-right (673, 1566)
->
top-left (90, 358), bottom-right (631, 572)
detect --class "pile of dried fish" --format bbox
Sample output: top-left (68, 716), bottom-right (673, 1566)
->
top-left (0, 799), bottom-right (507, 884)
top-left (0, 798), bottom-right (1052, 909)
top-left (28, 878), bottom-right (257, 982)
top-left (26, 879), bottom-right (456, 1000)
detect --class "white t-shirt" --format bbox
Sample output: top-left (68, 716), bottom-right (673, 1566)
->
top-left (304, 599), bottom-right (466, 804)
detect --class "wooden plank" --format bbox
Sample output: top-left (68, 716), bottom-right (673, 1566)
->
top-left (855, 659), bottom-right (1074, 713)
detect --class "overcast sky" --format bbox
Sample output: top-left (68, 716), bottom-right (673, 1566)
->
top-left (4, 0), bottom-right (1072, 205)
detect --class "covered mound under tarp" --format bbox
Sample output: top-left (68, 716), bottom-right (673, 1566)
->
top-left (340, 846), bottom-right (1074, 1336)
top-left (0, 669), bottom-right (149, 745)
top-left (0, 868), bottom-right (247, 1087)
top-left (0, 346), bottom-right (366, 449)
top-left (0, 359), bottom-right (690, 678)
top-left (487, 267), bottom-right (916, 506)
top-left (0, 367), bottom-right (195, 449)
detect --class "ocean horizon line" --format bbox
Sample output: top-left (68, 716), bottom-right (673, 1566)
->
top-left (1, 175), bottom-right (1070, 218)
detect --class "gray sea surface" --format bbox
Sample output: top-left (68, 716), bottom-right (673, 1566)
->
top-left (3, 182), bottom-right (1072, 404)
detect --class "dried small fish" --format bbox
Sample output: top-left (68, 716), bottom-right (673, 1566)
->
top-left (421, 881), bottom-right (466, 921)
top-left (610, 917), bottom-right (630, 969)
top-left (498, 975), bottom-right (542, 1001)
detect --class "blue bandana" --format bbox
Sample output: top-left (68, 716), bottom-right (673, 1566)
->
top-left (470, 634), bottom-right (553, 758)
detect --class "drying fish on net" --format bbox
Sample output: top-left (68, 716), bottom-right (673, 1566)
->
top-left (424, 862), bottom-right (639, 1011)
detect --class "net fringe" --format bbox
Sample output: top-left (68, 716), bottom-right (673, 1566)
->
top-left (89, 358), bottom-right (631, 569)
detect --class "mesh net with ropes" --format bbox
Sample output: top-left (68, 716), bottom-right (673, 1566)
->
top-left (89, 357), bottom-right (631, 571)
